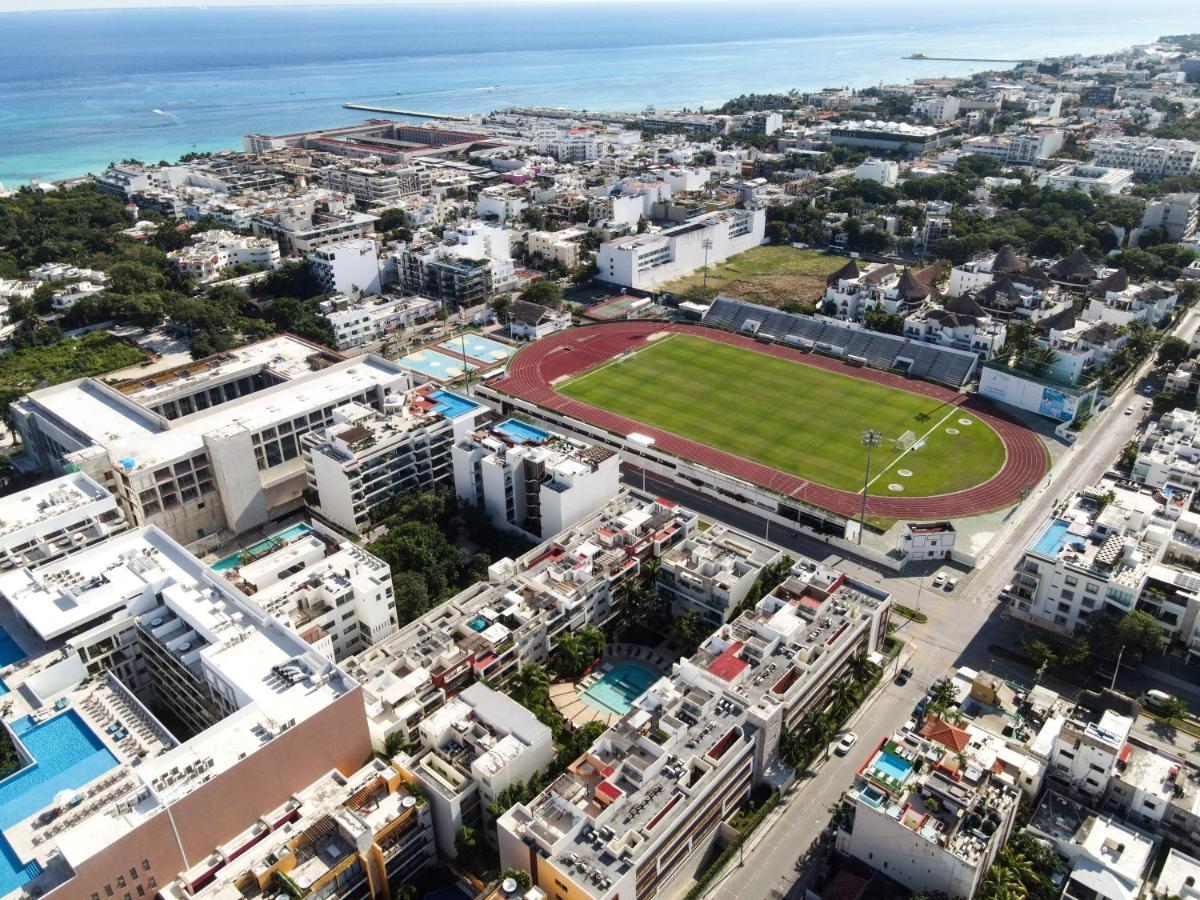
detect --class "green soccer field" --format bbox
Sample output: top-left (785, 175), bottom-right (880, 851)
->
top-left (558, 334), bottom-right (1007, 497)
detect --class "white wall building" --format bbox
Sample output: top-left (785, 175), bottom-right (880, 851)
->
top-left (307, 238), bottom-right (382, 296)
top-left (656, 523), bottom-right (781, 626)
top-left (596, 208), bottom-right (765, 290)
top-left (167, 229), bottom-right (281, 283)
top-left (1089, 136), bottom-right (1200, 178)
top-left (0, 472), bottom-right (128, 573)
top-left (318, 293), bottom-right (439, 351)
top-left (1037, 163), bottom-right (1134, 196)
top-left (853, 158), bottom-right (900, 186)
top-left (453, 419), bottom-right (620, 540)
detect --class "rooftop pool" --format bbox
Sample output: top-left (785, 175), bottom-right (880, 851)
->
top-left (429, 389), bottom-right (481, 420)
top-left (493, 419), bottom-right (550, 445)
top-left (0, 711), bottom-right (118, 895)
top-left (581, 662), bottom-right (659, 716)
top-left (867, 749), bottom-right (913, 786)
top-left (211, 522), bottom-right (313, 572)
top-left (1033, 518), bottom-right (1084, 558)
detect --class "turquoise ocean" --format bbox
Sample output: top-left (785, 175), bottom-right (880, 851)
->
top-left (0, 1), bottom-right (1198, 185)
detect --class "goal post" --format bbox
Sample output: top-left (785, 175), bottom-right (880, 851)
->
top-left (895, 430), bottom-right (916, 451)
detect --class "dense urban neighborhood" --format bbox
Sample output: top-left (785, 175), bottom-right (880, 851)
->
top-left (4, 30), bottom-right (1200, 900)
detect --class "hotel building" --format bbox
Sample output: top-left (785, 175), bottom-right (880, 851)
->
top-left (0, 472), bottom-right (128, 573)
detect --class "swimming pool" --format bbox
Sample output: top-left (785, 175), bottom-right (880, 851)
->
top-left (581, 662), bottom-right (659, 716)
top-left (493, 419), bottom-right (550, 445)
top-left (869, 750), bottom-right (913, 785)
top-left (429, 389), bottom-right (481, 420)
top-left (0, 629), bottom-right (26, 696)
top-left (0, 711), bottom-right (118, 895)
top-left (211, 522), bottom-right (313, 572)
top-left (468, 617), bottom-right (488, 632)
top-left (438, 334), bottom-right (515, 363)
top-left (399, 348), bottom-right (477, 380)
top-left (1033, 518), bottom-right (1080, 557)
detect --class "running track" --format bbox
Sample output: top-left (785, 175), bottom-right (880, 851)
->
top-left (489, 323), bottom-right (1049, 519)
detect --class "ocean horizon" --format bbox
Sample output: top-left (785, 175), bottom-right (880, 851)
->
top-left (1, 1), bottom-right (1198, 185)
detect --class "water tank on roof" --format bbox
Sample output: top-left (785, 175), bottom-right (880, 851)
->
top-left (120, 456), bottom-right (136, 470)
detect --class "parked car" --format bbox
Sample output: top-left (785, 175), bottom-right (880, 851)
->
top-left (896, 666), bottom-right (914, 686)
top-left (835, 733), bottom-right (858, 755)
top-left (932, 572), bottom-right (947, 587)
top-left (947, 576), bottom-right (959, 590)
top-left (1124, 406), bottom-right (1133, 415)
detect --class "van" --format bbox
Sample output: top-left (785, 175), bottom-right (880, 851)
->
top-left (1142, 689), bottom-right (1173, 710)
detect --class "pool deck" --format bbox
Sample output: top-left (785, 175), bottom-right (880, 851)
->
top-left (549, 644), bottom-right (671, 729)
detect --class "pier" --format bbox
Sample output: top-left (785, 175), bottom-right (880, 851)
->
top-left (903, 55), bottom-right (1025, 63)
top-left (342, 103), bottom-right (466, 121)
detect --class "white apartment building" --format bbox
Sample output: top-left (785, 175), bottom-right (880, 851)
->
top-left (656, 523), bottom-right (781, 626)
top-left (475, 185), bottom-right (529, 223)
top-left (0, 472), bottom-right (128, 573)
top-left (452, 419), bottom-right (620, 540)
top-left (0, 524), bottom-right (372, 900)
top-left (303, 389), bottom-right (486, 534)
top-left (28, 263), bottom-right (109, 285)
top-left (50, 280), bottom-right (107, 311)
top-left (1008, 478), bottom-right (1200, 649)
top-left (217, 520), bottom-right (399, 661)
top-left (1132, 408), bottom-right (1200, 492)
top-left (822, 260), bottom-right (941, 320)
top-left (12, 336), bottom-right (415, 544)
top-left (903, 293), bottom-right (1009, 358)
top-left (508, 299), bottom-right (571, 341)
top-left (1046, 708), bottom-right (1134, 801)
top-left (896, 521), bottom-right (957, 563)
top-left (1083, 275), bottom-right (1177, 328)
top-left (1027, 793), bottom-right (1156, 900)
top-left (1038, 163), bottom-right (1134, 196)
top-left (852, 158), bottom-right (899, 186)
top-left (252, 195), bottom-right (377, 256)
top-left (946, 246), bottom-right (1031, 298)
top-left (498, 570), bottom-right (891, 900)
top-left (307, 238), bottom-right (382, 296)
top-left (349, 493), bottom-right (702, 748)
top-left (912, 95), bottom-right (961, 121)
top-left (836, 724), bottom-right (1020, 900)
top-left (167, 229), bottom-right (281, 282)
top-left (318, 293), bottom-right (439, 351)
top-left (1141, 192), bottom-right (1199, 242)
top-left (526, 225), bottom-right (589, 269)
top-left (1089, 136), bottom-right (1200, 178)
top-left (596, 208), bottom-right (765, 290)
top-left (319, 164), bottom-right (430, 206)
top-left (409, 683), bottom-right (553, 858)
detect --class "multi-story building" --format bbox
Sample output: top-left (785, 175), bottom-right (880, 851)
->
top-left (307, 238), bottom-right (381, 296)
top-left (1080, 83), bottom-right (1122, 107)
top-left (508, 299), bottom-right (571, 341)
top-left (595, 208), bottom-right (765, 290)
top-left (348, 493), bottom-right (701, 749)
top-left (1082, 271), bottom-right (1178, 328)
top-left (252, 196), bottom-right (377, 256)
top-left (1008, 477), bottom-right (1200, 649)
top-left (828, 120), bottom-right (958, 155)
top-left (303, 389), bottom-right (487, 534)
top-left (0, 472), bottom-right (128, 573)
top-left (1132, 407), bottom-right (1200, 492)
top-left (1089, 136), bottom-right (1200, 178)
top-left (896, 521), bottom-right (957, 563)
top-left (0, 525), bottom-right (372, 900)
top-left (319, 164), bottom-right (431, 206)
top-left (452, 419), bottom-right (621, 541)
top-left (912, 96), bottom-right (961, 122)
top-left (497, 567), bottom-right (890, 900)
top-left (1141, 192), bottom-right (1199, 242)
top-left (318, 293), bottom-right (439, 351)
top-left (1037, 163), bottom-right (1135, 196)
top-left (836, 723), bottom-right (1020, 899)
top-left (903, 293), bottom-right (1009, 358)
top-left (1046, 706), bottom-right (1134, 802)
top-left (159, 758), bottom-right (435, 900)
top-left (475, 185), bottom-right (529, 224)
top-left (11, 336), bottom-right (415, 544)
top-left (656, 524), bottom-right (780, 627)
top-left (822, 260), bottom-right (941, 320)
top-left (166, 230), bottom-right (281, 283)
top-left (216, 520), bottom-right (399, 661)
top-left (407, 683), bottom-right (553, 858)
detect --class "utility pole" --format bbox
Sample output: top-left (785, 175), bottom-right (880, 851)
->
top-left (460, 332), bottom-right (471, 396)
top-left (1111, 644), bottom-right (1125, 691)
top-left (701, 238), bottom-right (714, 295)
top-left (858, 430), bottom-right (883, 545)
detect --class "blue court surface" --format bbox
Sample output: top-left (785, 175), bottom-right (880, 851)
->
top-left (399, 348), bottom-right (478, 381)
top-left (437, 334), bottom-right (515, 363)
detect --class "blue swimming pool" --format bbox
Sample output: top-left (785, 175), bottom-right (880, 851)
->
top-left (468, 617), bottom-right (488, 633)
top-left (212, 522), bottom-right (314, 572)
top-left (1033, 519), bottom-right (1078, 557)
top-left (582, 662), bottom-right (660, 716)
top-left (493, 419), bottom-right (550, 445)
top-left (438, 334), bottom-right (515, 363)
top-left (0, 629), bottom-right (26, 696)
top-left (429, 390), bottom-right (481, 420)
top-left (870, 750), bottom-right (913, 784)
top-left (0, 711), bottom-right (118, 895)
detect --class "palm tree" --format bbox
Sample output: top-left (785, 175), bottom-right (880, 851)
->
top-left (1018, 345), bottom-right (1059, 377)
top-left (1000, 847), bottom-right (1044, 897)
top-left (979, 862), bottom-right (1027, 900)
top-left (847, 652), bottom-right (879, 685)
top-left (510, 664), bottom-right (550, 706)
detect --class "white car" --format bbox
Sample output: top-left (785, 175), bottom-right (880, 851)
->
top-left (1124, 406), bottom-right (1133, 415)
top-left (835, 733), bottom-right (858, 755)
top-left (1144, 401), bottom-right (1152, 411)
top-left (947, 576), bottom-right (960, 590)
top-left (932, 572), bottom-right (947, 587)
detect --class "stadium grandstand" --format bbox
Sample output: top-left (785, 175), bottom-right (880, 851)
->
top-left (703, 296), bottom-right (979, 388)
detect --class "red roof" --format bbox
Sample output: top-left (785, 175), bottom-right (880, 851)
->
top-left (1118, 745), bottom-right (1131, 763)
top-left (919, 716), bottom-right (971, 754)
top-left (596, 780), bottom-right (622, 800)
top-left (707, 642), bottom-right (749, 682)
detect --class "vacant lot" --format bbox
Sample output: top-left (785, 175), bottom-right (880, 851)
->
top-left (660, 246), bottom-right (845, 310)
top-left (559, 334), bottom-right (1006, 498)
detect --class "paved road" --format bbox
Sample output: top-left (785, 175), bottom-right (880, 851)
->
top-left (674, 305), bottom-right (1200, 900)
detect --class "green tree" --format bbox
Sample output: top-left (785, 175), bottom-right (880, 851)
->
top-left (454, 825), bottom-right (480, 859)
top-left (1160, 694), bottom-right (1190, 722)
top-left (673, 611), bottom-right (710, 654)
top-left (520, 280), bottom-right (564, 309)
top-left (1118, 440), bottom-right (1139, 470)
top-left (1158, 335), bottom-right (1191, 368)
top-left (1086, 607), bottom-right (1163, 663)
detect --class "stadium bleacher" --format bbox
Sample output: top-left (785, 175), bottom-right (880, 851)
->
top-left (702, 296), bottom-right (978, 388)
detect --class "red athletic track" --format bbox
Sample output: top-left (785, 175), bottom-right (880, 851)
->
top-left (490, 323), bottom-right (1049, 520)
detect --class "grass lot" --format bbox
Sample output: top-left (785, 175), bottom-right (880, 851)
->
top-left (559, 334), bottom-right (1007, 498)
top-left (660, 246), bottom-right (844, 310)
